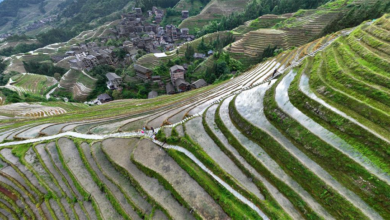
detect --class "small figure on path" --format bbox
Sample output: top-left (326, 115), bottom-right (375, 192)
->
top-left (272, 69), bottom-right (278, 77)
top-left (151, 127), bottom-right (155, 134)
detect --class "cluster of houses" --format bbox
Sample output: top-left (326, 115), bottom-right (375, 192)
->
top-left (117, 8), bottom-right (195, 52)
top-left (24, 15), bottom-right (57, 32)
top-left (165, 64), bottom-right (207, 95)
top-left (96, 63), bottom-right (207, 104)
top-left (149, 6), bottom-right (165, 23)
top-left (70, 6), bottom-right (209, 103)
top-left (65, 7), bottom-right (196, 71)
top-left (0, 33), bottom-right (12, 41)
top-left (67, 42), bottom-right (115, 71)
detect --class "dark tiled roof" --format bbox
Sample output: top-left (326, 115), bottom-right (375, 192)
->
top-left (175, 78), bottom-right (190, 87)
top-left (166, 83), bottom-right (175, 94)
top-left (98, 93), bottom-right (111, 100)
top-left (134, 64), bottom-right (151, 74)
top-left (170, 65), bottom-right (185, 72)
top-left (106, 72), bottom-right (121, 80)
top-left (148, 91), bottom-right (158, 99)
top-left (192, 79), bottom-right (207, 88)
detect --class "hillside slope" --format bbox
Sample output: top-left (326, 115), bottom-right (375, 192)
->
top-left (227, 0), bottom-right (387, 65)
top-left (179, 0), bottom-right (251, 30)
top-left (0, 0), bottom-right (66, 35)
top-left (0, 0), bottom-right (134, 36)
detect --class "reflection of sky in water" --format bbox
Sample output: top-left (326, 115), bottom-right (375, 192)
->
top-left (300, 72), bottom-right (389, 144)
top-left (235, 73), bottom-right (387, 219)
top-left (276, 70), bottom-right (390, 186)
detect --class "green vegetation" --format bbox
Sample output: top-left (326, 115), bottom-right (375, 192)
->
top-left (0, 60), bottom-right (18, 86)
top-left (320, 1), bottom-right (390, 37)
top-left (230, 95), bottom-right (368, 219)
top-left (1, 34), bottom-right (32, 42)
top-left (264, 68), bottom-right (390, 218)
top-left (311, 47), bottom-right (390, 133)
top-left (101, 140), bottom-right (173, 220)
top-left (202, 107), bottom-right (292, 220)
top-left (136, 0), bottom-right (181, 10)
top-left (167, 149), bottom-right (261, 219)
top-left (86, 65), bottom-right (156, 101)
top-left (0, 43), bottom-right (41, 56)
top-left (291, 60), bottom-right (390, 174)
top-left (0, 87), bottom-right (47, 103)
top-left (0, 0), bottom-right (44, 26)
top-left (217, 101), bottom-right (321, 219)
top-left (11, 144), bottom-right (31, 158)
top-left (131, 150), bottom-right (203, 220)
top-left (156, 128), bottom-right (288, 219)
top-left (75, 141), bottom-right (131, 220)
top-left (197, 0), bottom-right (332, 37)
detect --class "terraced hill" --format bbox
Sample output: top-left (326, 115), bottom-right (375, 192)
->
top-left (9, 73), bottom-right (57, 96)
top-left (227, 0), bottom-right (381, 65)
top-left (0, 0), bottom-right (67, 35)
top-left (56, 69), bottom-right (97, 101)
top-left (0, 24), bottom-right (113, 100)
top-left (178, 0), bottom-right (251, 31)
top-left (1, 14), bottom-right (390, 220)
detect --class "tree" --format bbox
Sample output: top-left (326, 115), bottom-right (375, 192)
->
top-left (167, 59), bottom-right (174, 67)
top-left (112, 90), bottom-right (122, 99)
top-left (185, 45), bottom-right (195, 61)
top-left (197, 37), bottom-right (209, 53)
top-left (54, 72), bottom-right (62, 81)
top-left (214, 60), bottom-right (229, 78)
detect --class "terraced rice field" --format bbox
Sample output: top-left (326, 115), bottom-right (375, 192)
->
top-left (58, 69), bottom-right (97, 101)
top-left (0, 14), bottom-right (390, 219)
top-left (0, 103), bottom-right (67, 118)
top-left (227, 0), bottom-right (364, 65)
top-left (178, 0), bottom-right (251, 30)
top-left (11, 74), bottom-right (57, 96)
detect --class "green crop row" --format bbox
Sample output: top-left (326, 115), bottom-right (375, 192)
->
top-left (89, 141), bottom-right (146, 219)
top-left (73, 140), bottom-right (131, 220)
top-left (230, 91), bottom-right (367, 219)
top-left (364, 24), bottom-right (390, 42)
top-left (16, 143), bottom-right (72, 220)
top-left (163, 125), bottom-right (268, 219)
top-left (101, 141), bottom-right (173, 220)
top-left (32, 145), bottom-right (67, 198)
top-left (0, 191), bottom-right (24, 219)
top-left (0, 199), bottom-right (19, 219)
top-left (346, 31), bottom-right (390, 71)
top-left (43, 142), bottom-right (91, 215)
top-left (0, 180), bottom-right (35, 219)
top-left (130, 152), bottom-right (202, 220)
top-left (290, 60), bottom-right (390, 175)
top-left (357, 28), bottom-right (390, 55)
top-left (265, 69), bottom-right (390, 218)
top-left (55, 140), bottom-right (103, 220)
top-left (166, 149), bottom-right (261, 220)
top-left (327, 44), bottom-right (390, 112)
top-left (2, 146), bottom-right (44, 201)
top-left (309, 52), bottom-right (390, 133)
top-left (336, 39), bottom-right (390, 90)
top-left (218, 100), bottom-right (321, 220)
top-left (202, 105), bottom-right (291, 220)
